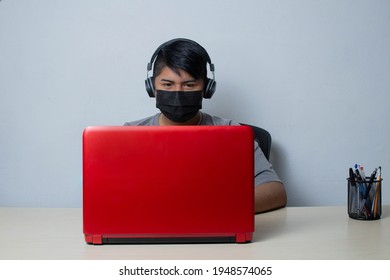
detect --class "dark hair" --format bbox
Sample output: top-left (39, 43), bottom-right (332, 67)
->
top-left (153, 39), bottom-right (209, 84)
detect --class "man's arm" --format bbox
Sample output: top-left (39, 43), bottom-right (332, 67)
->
top-left (254, 181), bottom-right (287, 214)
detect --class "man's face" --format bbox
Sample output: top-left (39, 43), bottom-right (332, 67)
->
top-left (154, 66), bottom-right (204, 92)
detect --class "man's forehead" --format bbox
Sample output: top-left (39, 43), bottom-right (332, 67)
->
top-left (156, 66), bottom-right (198, 81)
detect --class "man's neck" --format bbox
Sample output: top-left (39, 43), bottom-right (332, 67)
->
top-left (158, 112), bottom-right (202, 126)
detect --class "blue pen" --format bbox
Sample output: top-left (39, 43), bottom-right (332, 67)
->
top-left (354, 167), bottom-right (366, 197)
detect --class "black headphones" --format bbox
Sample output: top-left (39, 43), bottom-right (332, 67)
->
top-left (145, 38), bottom-right (216, 99)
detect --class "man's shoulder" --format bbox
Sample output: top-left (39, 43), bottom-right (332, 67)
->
top-left (124, 114), bottom-right (159, 126)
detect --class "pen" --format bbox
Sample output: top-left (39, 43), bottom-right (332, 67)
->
top-left (354, 166), bottom-right (366, 196)
top-left (353, 166), bottom-right (365, 215)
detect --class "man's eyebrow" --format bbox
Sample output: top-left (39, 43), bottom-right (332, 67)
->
top-left (159, 79), bottom-right (174, 83)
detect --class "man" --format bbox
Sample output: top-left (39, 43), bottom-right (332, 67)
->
top-left (125, 38), bottom-right (287, 213)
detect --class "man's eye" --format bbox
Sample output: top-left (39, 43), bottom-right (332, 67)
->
top-left (162, 83), bottom-right (172, 87)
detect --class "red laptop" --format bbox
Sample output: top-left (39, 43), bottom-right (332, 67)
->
top-left (82, 125), bottom-right (254, 244)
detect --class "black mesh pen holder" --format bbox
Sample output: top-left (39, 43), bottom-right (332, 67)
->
top-left (347, 177), bottom-right (382, 220)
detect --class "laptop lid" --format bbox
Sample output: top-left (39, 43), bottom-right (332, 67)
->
top-left (83, 125), bottom-right (254, 244)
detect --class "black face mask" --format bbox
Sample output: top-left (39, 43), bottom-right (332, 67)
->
top-left (156, 90), bottom-right (203, 123)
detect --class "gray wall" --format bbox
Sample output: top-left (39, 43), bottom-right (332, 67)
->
top-left (1, 0), bottom-right (389, 207)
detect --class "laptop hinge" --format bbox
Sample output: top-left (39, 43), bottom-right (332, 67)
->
top-left (102, 236), bottom-right (237, 244)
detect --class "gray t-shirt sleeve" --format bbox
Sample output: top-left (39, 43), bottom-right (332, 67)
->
top-left (253, 141), bottom-right (282, 186)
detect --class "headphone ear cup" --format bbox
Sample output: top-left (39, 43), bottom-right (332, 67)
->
top-left (145, 77), bottom-right (155, 97)
top-left (203, 78), bottom-right (216, 99)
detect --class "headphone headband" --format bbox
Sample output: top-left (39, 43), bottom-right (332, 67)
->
top-left (145, 38), bottom-right (216, 98)
top-left (147, 38), bottom-right (214, 71)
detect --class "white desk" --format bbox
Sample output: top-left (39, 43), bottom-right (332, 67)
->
top-left (0, 206), bottom-right (389, 260)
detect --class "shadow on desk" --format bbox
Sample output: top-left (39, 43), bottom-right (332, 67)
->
top-left (252, 207), bottom-right (332, 243)
top-left (253, 208), bottom-right (288, 242)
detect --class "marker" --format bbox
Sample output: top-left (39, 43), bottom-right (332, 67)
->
top-left (349, 167), bottom-right (359, 214)
top-left (373, 166), bottom-right (381, 217)
top-left (349, 168), bottom-right (356, 186)
top-left (359, 166), bottom-right (366, 181)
